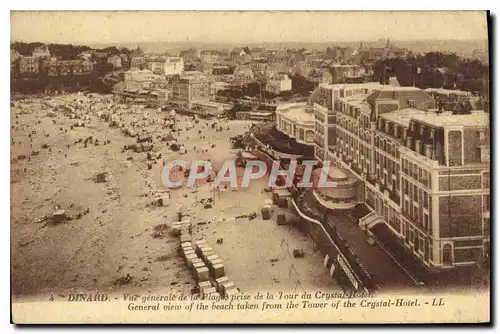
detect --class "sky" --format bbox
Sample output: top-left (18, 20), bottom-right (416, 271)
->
top-left (11, 11), bottom-right (488, 45)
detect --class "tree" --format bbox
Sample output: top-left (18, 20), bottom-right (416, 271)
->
top-left (371, 51), bottom-right (489, 96)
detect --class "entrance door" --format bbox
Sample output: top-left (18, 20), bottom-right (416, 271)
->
top-left (442, 244), bottom-right (453, 266)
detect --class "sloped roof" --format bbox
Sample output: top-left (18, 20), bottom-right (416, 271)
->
top-left (366, 87), bottom-right (436, 111)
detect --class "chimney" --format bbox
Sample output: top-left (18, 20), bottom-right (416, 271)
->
top-left (406, 136), bottom-right (412, 149)
top-left (414, 139), bottom-right (421, 154)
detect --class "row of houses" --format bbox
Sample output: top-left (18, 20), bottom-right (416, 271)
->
top-left (130, 56), bottom-right (184, 76)
top-left (14, 56), bottom-right (94, 76)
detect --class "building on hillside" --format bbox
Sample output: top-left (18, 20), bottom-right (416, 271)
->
top-left (107, 55), bottom-right (122, 68)
top-left (93, 52), bottom-right (109, 62)
top-left (119, 54), bottom-right (129, 68)
top-left (79, 51), bottom-right (93, 61)
top-left (18, 56), bottom-right (40, 75)
top-left (32, 45), bottom-right (51, 58)
top-left (11, 50), bottom-right (20, 75)
top-left (265, 73), bottom-right (292, 95)
top-left (130, 56), bottom-right (147, 70)
top-left (39, 58), bottom-right (93, 76)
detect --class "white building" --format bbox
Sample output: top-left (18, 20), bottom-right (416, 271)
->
top-left (32, 45), bottom-right (51, 58)
top-left (124, 69), bottom-right (157, 90)
top-left (164, 57), bottom-right (184, 76)
top-left (275, 103), bottom-right (315, 145)
top-left (266, 73), bottom-right (292, 95)
top-left (107, 55), bottom-right (122, 68)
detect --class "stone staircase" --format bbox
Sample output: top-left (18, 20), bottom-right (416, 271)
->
top-left (358, 211), bottom-right (385, 231)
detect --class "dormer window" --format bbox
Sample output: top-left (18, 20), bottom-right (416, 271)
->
top-left (408, 99), bottom-right (416, 108)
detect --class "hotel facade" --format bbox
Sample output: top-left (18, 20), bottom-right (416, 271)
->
top-left (310, 83), bottom-right (490, 271)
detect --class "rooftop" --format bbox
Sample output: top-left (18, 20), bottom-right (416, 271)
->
top-left (252, 123), bottom-right (315, 157)
top-left (276, 103), bottom-right (314, 124)
top-left (424, 88), bottom-right (471, 97)
top-left (338, 95), bottom-right (370, 108)
top-left (318, 82), bottom-right (384, 90)
top-left (379, 108), bottom-right (430, 127)
top-left (366, 87), bottom-right (436, 111)
top-left (323, 166), bottom-right (348, 181)
top-left (330, 64), bottom-right (360, 68)
top-left (410, 111), bottom-right (489, 128)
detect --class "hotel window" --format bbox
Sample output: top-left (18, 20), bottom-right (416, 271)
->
top-left (423, 192), bottom-right (429, 209)
top-left (484, 195), bottom-right (490, 211)
top-left (428, 212), bottom-right (433, 234)
top-left (413, 234), bottom-right (419, 252)
top-left (418, 236), bottom-right (424, 253)
top-left (418, 168), bottom-right (422, 183)
top-left (413, 184), bottom-right (418, 201)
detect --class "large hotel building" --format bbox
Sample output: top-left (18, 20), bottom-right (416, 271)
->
top-left (307, 82), bottom-right (490, 272)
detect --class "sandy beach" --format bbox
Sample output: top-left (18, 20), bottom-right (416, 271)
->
top-left (11, 93), bottom-right (338, 300)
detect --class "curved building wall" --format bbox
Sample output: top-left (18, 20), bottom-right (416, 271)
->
top-left (311, 167), bottom-right (361, 209)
